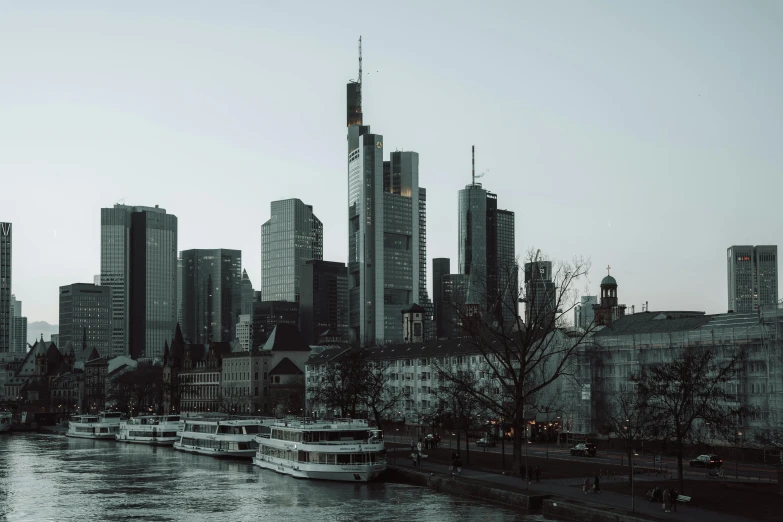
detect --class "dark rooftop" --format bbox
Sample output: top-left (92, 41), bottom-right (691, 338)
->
top-left (269, 357), bottom-right (304, 376)
top-left (263, 324), bottom-right (311, 352)
top-left (593, 311), bottom-right (711, 336)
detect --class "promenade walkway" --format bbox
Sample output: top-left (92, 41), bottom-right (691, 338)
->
top-left (393, 457), bottom-right (759, 522)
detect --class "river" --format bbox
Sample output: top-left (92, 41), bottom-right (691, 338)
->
top-left (0, 434), bottom-right (549, 522)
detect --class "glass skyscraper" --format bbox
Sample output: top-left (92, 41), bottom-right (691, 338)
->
top-left (299, 260), bottom-right (348, 345)
top-left (457, 177), bottom-right (517, 326)
top-left (261, 199), bottom-right (322, 303)
top-left (0, 222), bottom-right (11, 353)
top-left (727, 245), bottom-right (778, 313)
top-left (59, 283), bottom-right (112, 357)
top-left (181, 249), bottom-right (242, 344)
top-left (101, 204), bottom-right (177, 359)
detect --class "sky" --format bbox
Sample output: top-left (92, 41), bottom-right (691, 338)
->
top-left (1, 1), bottom-right (782, 325)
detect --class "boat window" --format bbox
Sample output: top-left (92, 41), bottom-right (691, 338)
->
top-left (244, 425), bottom-right (259, 434)
top-left (337, 454), bottom-right (351, 465)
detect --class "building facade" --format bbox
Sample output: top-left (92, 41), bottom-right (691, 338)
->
top-left (58, 284), bottom-right (112, 358)
top-left (252, 300), bottom-right (299, 348)
top-left (180, 249), bottom-right (242, 344)
top-left (432, 258), bottom-right (451, 338)
top-left (0, 222), bottom-right (11, 353)
top-left (101, 204), bottom-right (178, 359)
top-left (236, 314), bottom-right (253, 352)
top-left (261, 199), bottom-right (323, 303)
top-left (727, 245), bottom-right (778, 313)
top-left (346, 73), bottom-right (425, 344)
top-left (10, 295), bottom-right (27, 354)
top-left (524, 261), bottom-right (556, 325)
top-left (241, 269), bottom-right (255, 316)
top-left (299, 260), bottom-right (348, 345)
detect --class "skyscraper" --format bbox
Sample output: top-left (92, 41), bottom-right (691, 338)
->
top-left (727, 245), bottom-right (779, 313)
top-left (177, 254), bottom-right (183, 327)
top-left (300, 260), bottom-right (348, 345)
top-left (59, 283), bottom-right (112, 357)
top-left (181, 249), bottom-right (242, 344)
top-left (101, 204), bottom-right (178, 359)
top-left (9, 295), bottom-right (27, 354)
top-left (261, 199), bottom-right (323, 303)
top-left (574, 295), bottom-right (598, 330)
top-left (0, 222), bottom-right (11, 353)
top-left (432, 258), bottom-right (451, 338)
top-left (457, 148), bottom-right (517, 325)
top-left (346, 48), bottom-right (425, 345)
top-left (524, 261), bottom-right (556, 325)
top-left (241, 269), bottom-right (255, 316)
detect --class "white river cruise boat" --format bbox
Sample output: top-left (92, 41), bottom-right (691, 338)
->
top-left (173, 418), bottom-right (274, 458)
top-left (116, 415), bottom-right (184, 446)
top-left (0, 412), bottom-right (11, 433)
top-left (253, 418), bottom-right (385, 482)
top-left (66, 411), bottom-right (123, 439)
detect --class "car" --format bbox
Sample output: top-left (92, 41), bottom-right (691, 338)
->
top-left (689, 454), bottom-right (722, 468)
top-left (570, 442), bottom-right (597, 457)
top-left (476, 437), bottom-right (497, 448)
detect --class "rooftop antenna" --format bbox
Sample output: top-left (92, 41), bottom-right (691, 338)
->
top-left (357, 36), bottom-right (362, 110)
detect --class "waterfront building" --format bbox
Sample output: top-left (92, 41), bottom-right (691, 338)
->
top-left (574, 296), bottom-right (598, 330)
top-left (727, 245), bottom-right (778, 313)
top-left (252, 301), bottom-right (299, 348)
top-left (58, 283), bottom-right (112, 358)
top-left (180, 249), bottom-right (242, 344)
top-left (261, 199), bottom-right (323, 303)
top-left (9, 295), bottom-right (27, 354)
top-left (0, 222), bottom-right (11, 353)
top-left (346, 67), bottom-right (426, 344)
top-left (299, 260), bottom-right (348, 345)
top-left (100, 204), bottom-right (178, 359)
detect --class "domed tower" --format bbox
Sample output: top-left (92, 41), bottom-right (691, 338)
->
top-left (593, 265), bottom-right (626, 327)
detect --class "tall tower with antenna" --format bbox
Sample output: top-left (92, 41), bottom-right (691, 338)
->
top-left (346, 36), bottom-right (363, 127)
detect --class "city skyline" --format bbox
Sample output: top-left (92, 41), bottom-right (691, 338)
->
top-left (2, 2), bottom-right (783, 324)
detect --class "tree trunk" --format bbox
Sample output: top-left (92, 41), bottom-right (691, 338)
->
top-left (627, 443), bottom-right (634, 484)
top-left (465, 423), bottom-right (471, 465)
top-left (676, 438), bottom-right (685, 493)
top-left (512, 421), bottom-right (523, 475)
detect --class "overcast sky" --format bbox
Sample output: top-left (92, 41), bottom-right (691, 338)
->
top-left (2, 1), bottom-right (782, 325)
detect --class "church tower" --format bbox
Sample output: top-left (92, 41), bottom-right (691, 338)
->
top-left (592, 266), bottom-right (626, 327)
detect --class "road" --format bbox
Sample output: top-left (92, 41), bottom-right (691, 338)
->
top-left (392, 435), bottom-right (781, 482)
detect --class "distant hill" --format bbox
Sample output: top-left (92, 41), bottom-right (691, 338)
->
top-left (27, 321), bottom-right (59, 345)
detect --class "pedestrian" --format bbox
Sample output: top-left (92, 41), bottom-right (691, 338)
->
top-left (455, 454), bottom-right (462, 475)
top-left (416, 452), bottom-right (421, 468)
top-left (450, 452), bottom-right (457, 476)
top-left (593, 474), bottom-right (601, 494)
top-left (671, 489), bottom-right (678, 512)
top-left (583, 476), bottom-right (592, 494)
top-left (527, 466), bottom-right (533, 484)
top-left (662, 489), bottom-right (671, 512)
top-left (534, 465), bottom-right (541, 483)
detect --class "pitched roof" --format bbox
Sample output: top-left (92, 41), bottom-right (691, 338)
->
top-left (269, 357), bottom-right (304, 376)
top-left (593, 311), bottom-right (711, 337)
top-left (263, 324), bottom-right (311, 352)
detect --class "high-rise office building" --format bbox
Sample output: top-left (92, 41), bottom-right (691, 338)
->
top-left (433, 258), bottom-right (451, 338)
top-left (0, 222), bottom-right (11, 353)
top-left (241, 269), bottom-right (255, 316)
top-left (252, 300), bottom-right (299, 348)
top-left (300, 260), bottom-right (348, 345)
top-left (9, 295), bottom-right (27, 354)
top-left (59, 283), bottom-right (112, 357)
top-left (261, 199), bottom-right (323, 303)
top-left (574, 295), bottom-right (598, 330)
top-left (177, 255), bottom-right (183, 327)
top-left (524, 261), bottom-right (556, 325)
top-left (101, 204), bottom-right (178, 359)
top-left (457, 149), bottom-right (517, 326)
top-left (236, 314), bottom-right (253, 351)
top-left (181, 249), bottom-right (242, 344)
top-left (346, 54), bottom-right (425, 345)
top-left (727, 245), bottom-right (779, 313)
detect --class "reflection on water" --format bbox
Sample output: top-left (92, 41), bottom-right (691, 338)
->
top-left (0, 434), bottom-right (548, 522)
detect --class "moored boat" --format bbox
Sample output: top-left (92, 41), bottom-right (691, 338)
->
top-left (252, 418), bottom-right (385, 482)
top-left (66, 411), bottom-right (123, 439)
top-left (173, 418), bottom-right (275, 458)
top-left (116, 415), bottom-right (184, 446)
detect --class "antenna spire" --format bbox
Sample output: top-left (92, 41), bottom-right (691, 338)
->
top-left (472, 145), bottom-right (475, 185)
top-left (358, 36), bottom-right (362, 86)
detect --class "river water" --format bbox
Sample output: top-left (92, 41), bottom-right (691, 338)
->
top-left (0, 434), bottom-right (548, 522)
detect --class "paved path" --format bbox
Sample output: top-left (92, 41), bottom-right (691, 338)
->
top-left (395, 459), bottom-right (758, 522)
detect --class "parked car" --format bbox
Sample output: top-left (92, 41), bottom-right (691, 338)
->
top-left (570, 442), bottom-right (597, 457)
top-left (476, 437), bottom-right (497, 448)
top-left (689, 454), bottom-right (722, 468)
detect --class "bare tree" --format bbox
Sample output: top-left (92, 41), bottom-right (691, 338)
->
top-left (363, 358), bottom-right (404, 428)
top-left (598, 390), bottom-right (655, 484)
top-left (439, 250), bottom-right (595, 477)
top-left (307, 348), bottom-right (369, 418)
top-left (631, 345), bottom-right (745, 493)
top-left (218, 383), bottom-right (251, 414)
top-left (107, 363), bottom-right (164, 415)
top-left (269, 375), bottom-right (307, 416)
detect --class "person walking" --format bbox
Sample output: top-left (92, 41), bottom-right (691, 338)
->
top-left (593, 474), bottom-right (601, 494)
top-left (451, 452), bottom-right (458, 476)
top-left (534, 465), bottom-right (541, 483)
top-left (583, 476), bottom-right (592, 494)
top-left (671, 489), bottom-right (678, 512)
top-left (527, 466), bottom-right (533, 484)
top-left (455, 454), bottom-right (462, 475)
